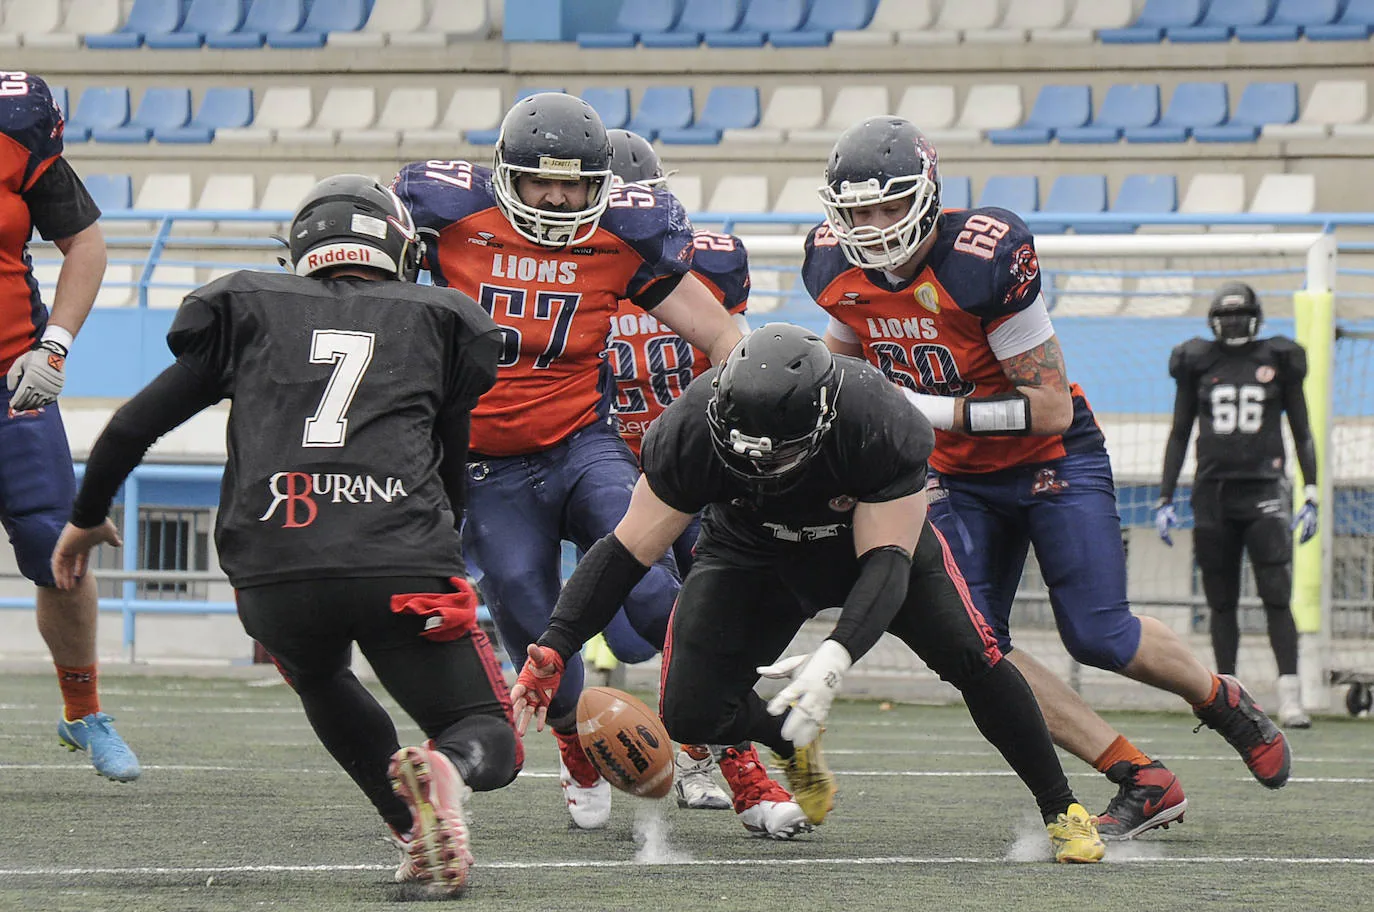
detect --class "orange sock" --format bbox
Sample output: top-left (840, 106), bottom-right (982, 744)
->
top-left (56, 664), bottom-right (100, 721)
top-left (1092, 735), bottom-right (1152, 773)
top-left (1191, 673), bottom-right (1221, 710)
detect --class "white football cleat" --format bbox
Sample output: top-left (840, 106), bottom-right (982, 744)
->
top-left (558, 756), bottom-right (612, 829)
top-left (1277, 674), bottom-right (1312, 729)
top-left (673, 747), bottom-right (732, 810)
top-left (718, 744), bottom-right (812, 840)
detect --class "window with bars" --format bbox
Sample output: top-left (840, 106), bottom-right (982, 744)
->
top-left (94, 508), bottom-right (213, 600)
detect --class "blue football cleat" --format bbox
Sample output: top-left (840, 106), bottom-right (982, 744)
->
top-left (57, 712), bottom-right (141, 782)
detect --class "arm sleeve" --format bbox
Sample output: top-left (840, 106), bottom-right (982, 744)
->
top-left (434, 410), bottom-right (471, 523)
top-left (1280, 344), bottom-right (1317, 487)
top-left (827, 545), bottom-right (913, 660)
top-left (23, 158), bottom-right (101, 241)
top-left (537, 534), bottom-right (650, 662)
top-left (70, 362), bottom-right (225, 527)
top-left (1160, 346), bottom-right (1198, 504)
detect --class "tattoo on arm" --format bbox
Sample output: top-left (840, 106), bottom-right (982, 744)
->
top-left (1001, 337), bottom-right (1070, 391)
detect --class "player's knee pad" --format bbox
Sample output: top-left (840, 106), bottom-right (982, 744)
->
top-left (1058, 610), bottom-right (1142, 672)
top-left (438, 714), bottom-right (521, 791)
top-left (1253, 562), bottom-right (1293, 607)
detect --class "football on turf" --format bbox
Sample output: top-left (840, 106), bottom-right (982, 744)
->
top-left (576, 686), bottom-right (674, 799)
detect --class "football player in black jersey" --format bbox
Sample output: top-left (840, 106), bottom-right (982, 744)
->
top-left (50, 175), bottom-right (516, 896)
top-left (510, 323), bottom-right (1105, 862)
top-left (1157, 282), bottom-right (1318, 729)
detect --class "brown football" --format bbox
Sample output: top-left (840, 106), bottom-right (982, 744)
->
top-left (575, 686), bottom-right (674, 799)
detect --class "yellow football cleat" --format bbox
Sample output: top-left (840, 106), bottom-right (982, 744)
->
top-left (1047, 803), bottom-right (1106, 864)
top-left (774, 735), bottom-right (837, 826)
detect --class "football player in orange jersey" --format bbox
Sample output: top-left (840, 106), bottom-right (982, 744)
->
top-left (392, 94), bottom-right (742, 831)
top-left (0, 72), bottom-right (137, 781)
top-left (805, 116), bottom-right (1290, 840)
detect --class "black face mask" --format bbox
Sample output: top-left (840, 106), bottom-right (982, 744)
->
top-left (1210, 313), bottom-right (1258, 346)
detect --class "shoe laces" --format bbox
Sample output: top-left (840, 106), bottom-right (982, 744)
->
top-left (1053, 808), bottom-right (1097, 841)
top-left (721, 749), bottom-right (790, 808)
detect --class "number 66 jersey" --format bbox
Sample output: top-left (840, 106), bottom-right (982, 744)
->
top-left (804, 206), bottom-right (1105, 475)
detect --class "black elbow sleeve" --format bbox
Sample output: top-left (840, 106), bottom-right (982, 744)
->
top-left (829, 544), bottom-right (913, 660)
top-left (538, 534), bottom-right (651, 661)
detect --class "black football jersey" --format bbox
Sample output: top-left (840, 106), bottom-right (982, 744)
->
top-left (640, 356), bottom-right (934, 558)
top-left (1169, 335), bottom-right (1307, 483)
top-left (167, 270), bottom-right (501, 587)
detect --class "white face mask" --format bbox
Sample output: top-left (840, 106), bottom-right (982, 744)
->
top-left (818, 174), bottom-right (939, 271)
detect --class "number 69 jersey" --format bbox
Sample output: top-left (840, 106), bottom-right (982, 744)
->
top-left (1169, 334), bottom-right (1307, 483)
top-left (608, 229), bottom-right (749, 459)
top-left (804, 206), bottom-right (1105, 475)
top-left (166, 270), bottom-right (501, 588)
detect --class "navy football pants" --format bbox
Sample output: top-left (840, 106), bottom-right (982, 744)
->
top-left (0, 392), bottom-right (76, 588)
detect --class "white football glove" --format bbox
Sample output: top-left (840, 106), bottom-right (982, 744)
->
top-left (757, 639), bottom-right (852, 748)
top-left (7, 339), bottom-right (67, 411)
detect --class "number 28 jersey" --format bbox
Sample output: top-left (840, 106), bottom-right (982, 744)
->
top-left (608, 229), bottom-right (749, 459)
top-left (1169, 335), bottom-right (1306, 483)
top-left (805, 207), bottom-right (1105, 475)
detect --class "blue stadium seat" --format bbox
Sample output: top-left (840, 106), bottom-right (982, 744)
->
top-left (987, 85), bottom-right (1091, 144)
top-left (1124, 82), bottom-right (1228, 142)
top-left (1057, 84), bottom-right (1161, 143)
top-left (85, 0), bottom-right (185, 48)
top-left (269, 0), bottom-right (370, 48)
top-left (84, 174), bottom-right (134, 212)
top-left (1193, 81), bottom-right (1296, 141)
top-left (146, 0), bottom-right (247, 49)
top-left (640, 0), bottom-right (743, 47)
top-left (977, 175), bottom-right (1039, 215)
top-left (581, 88), bottom-right (631, 130)
top-left (658, 86), bottom-right (759, 143)
top-left (624, 86), bottom-right (695, 141)
top-left (770, 0), bottom-right (875, 48)
top-left (704, 0), bottom-right (808, 48)
top-left (941, 176), bottom-right (972, 211)
top-left (1168, 0), bottom-right (1274, 41)
top-left (1099, 0), bottom-right (1206, 43)
top-left (1082, 173), bottom-right (1178, 233)
top-left (156, 87), bottom-right (254, 143)
top-left (50, 86), bottom-right (69, 121)
top-left (205, 0), bottom-right (304, 48)
top-left (1305, 0), bottom-right (1374, 40)
top-left (1236, 0), bottom-right (1340, 40)
top-left (92, 88), bottom-right (192, 143)
top-left (64, 88), bottom-right (132, 143)
top-left (465, 87), bottom-right (565, 145)
top-left (578, 0), bottom-right (682, 48)
top-left (1038, 175), bottom-right (1108, 235)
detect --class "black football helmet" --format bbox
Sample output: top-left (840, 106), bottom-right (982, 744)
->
top-left (288, 174), bottom-right (421, 281)
top-left (706, 323), bottom-right (842, 492)
top-left (492, 92), bottom-right (615, 248)
top-left (606, 129), bottom-right (667, 186)
top-left (1208, 282), bottom-right (1263, 346)
top-left (819, 116), bottom-right (942, 271)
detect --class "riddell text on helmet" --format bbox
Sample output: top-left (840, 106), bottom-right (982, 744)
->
top-left (307, 247), bottom-right (374, 269)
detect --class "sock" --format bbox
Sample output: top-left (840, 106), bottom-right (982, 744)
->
top-left (1192, 673), bottom-right (1222, 710)
top-left (1092, 735), bottom-right (1152, 773)
top-left (56, 664), bottom-right (100, 720)
top-left (681, 743), bottom-right (711, 761)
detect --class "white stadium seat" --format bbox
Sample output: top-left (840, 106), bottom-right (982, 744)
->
top-left (832, 0), bottom-right (938, 46)
top-left (402, 87), bottom-right (502, 149)
top-left (277, 87), bottom-right (377, 145)
top-left (789, 86), bottom-right (890, 145)
top-left (176, 174), bottom-right (256, 235)
top-left (1053, 275), bottom-right (1124, 316)
top-left (95, 263), bottom-right (135, 308)
top-left (1032, 0), bottom-right (1136, 43)
top-left (25, 0), bottom-right (119, 48)
top-left (722, 86), bottom-right (823, 145)
top-left (1278, 81), bottom-right (1370, 140)
top-left (1131, 275), bottom-right (1195, 317)
top-left (901, 0), bottom-right (1002, 44)
top-left (390, 0), bottom-right (492, 47)
top-left (2, 0), bottom-right (61, 48)
top-left (967, 0), bottom-right (1069, 43)
top-left (665, 173), bottom-right (702, 214)
top-left (259, 173), bottom-right (320, 231)
top-left (706, 175), bottom-right (769, 214)
top-left (145, 265), bottom-right (199, 309)
top-left (895, 85), bottom-right (958, 131)
top-left (340, 87), bottom-right (437, 146)
top-left (328, 0), bottom-right (430, 47)
top-left (217, 87), bottom-right (313, 143)
top-left (928, 84), bottom-right (1022, 144)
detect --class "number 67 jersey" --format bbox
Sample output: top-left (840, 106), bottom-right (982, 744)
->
top-left (804, 206), bottom-right (1105, 475)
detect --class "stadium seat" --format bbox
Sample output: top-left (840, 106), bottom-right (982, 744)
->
top-left (340, 87), bottom-right (437, 146)
top-left (1236, 0), bottom-right (1341, 40)
top-left (772, 176), bottom-right (824, 218)
top-left (269, 0), bottom-right (369, 47)
top-left (1179, 173), bottom-right (1246, 220)
top-left (770, 0), bottom-right (876, 48)
top-left (205, 0), bottom-right (304, 48)
top-left (722, 85), bottom-right (822, 144)
top-left (93, 87), bottom-right (192, 143)
top-left (401, 86), bottom-right (501, 148)
top-left (156, 87), bottom-right (254, 143)
top-left (1248, 173), bottom-right (1315, 216)
top-left (1092, 173), bottom-right (1179, 232)
top-left (1051, 275), bottom-right (1124, 316)
top-left (1130, 276), bottom-right (1194, 316)
top-left (184, 174), bottom-right (257, 234)
top-left (65, 87), bottom-right (132, 143)
top-left (146, 0), bottom-right (246, 49)
top-left (977, 175), bottom-right (1040, 215)
top-left (146, 266), bottom-right (199, 308)
top-left (25, 0), bottom-right (119, 48)
top-left (832, 0), bottom-right (934, 45)
top-left (578, 0), bottom-right (681, 48)
top-left (968, 0), bottom-right (1070, 43)
top-left (84, 173), bottom-right (134, 212)
top-left (1038, 174), bottom-right (1108, 234)
top-left (639, 0), bottom-right (743, 47)
top-left (1168, 0), bottom-right (1275, 42)
top-left (110, 172), bottom-right (193, 234)
top-left (622, 86), bottom-right (694, 141)
top-left (941, 176), bottom-right (973, 211)
top-left (1193, 81), bottom-right (1296, 142)
top-left (987, 84), bottom-right (1091, 144)
top-left (947, 84), bottom-right (1024, 143)
top-left (1123, 82), bottom-right (1228, 142)
top-left (329, 0), bottom-right (428, 47)
top-left (49, 86), bottom-right (69, 121)
top-left (659, 86), bottom-right (759, 144)
top-left (259, 173), bottom-right (319, 230)
top-left (1305, 0), bottom-right (1374, 40)
top-left (1266, 81), bottom-right (1366, 139)
top-left (94, 264), bottom-right (135, 308)
top-left (703, 0), bottom-right (806, 47)
top-left (665, 173), bottom-right (703, 212)
top-left (0, 2), bottom-right (56, 48)
top-left (705, 174), bottom-right (769, 214)
top-left (464, 87), bottom-right (563, 145)
top-left (902, 0), bottom-right (1004, 44)
top-left (85, 0), bottom-right (183, 48)
top-left (581, 87), bottom-right (632, 130)
top-left (790, 86), bottom-right (889, 145)
top-left (388, 0), bottom-right (492, 44)
top-left (1031, 0), bottom-right (1135, 42)
top-left (1057, 84), bottom-right (1161, 143)
top-left (216, 86), bottom-right (312, 142)
top-left (277, 87), bottom-right (376, 144)
top-left (1099, 0), bottom-right (1206, 43)
top-left (895, 85), bottom-right (957, 132)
